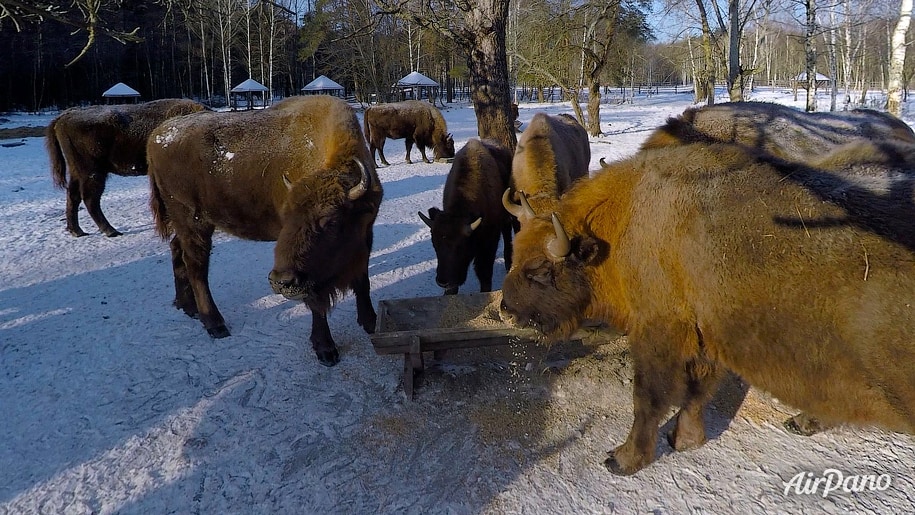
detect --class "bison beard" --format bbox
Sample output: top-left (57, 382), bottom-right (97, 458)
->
top-left (147, 96), bottom-right (381, 367)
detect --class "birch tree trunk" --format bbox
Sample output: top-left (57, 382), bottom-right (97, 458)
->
top-left (887, 0), bottom-right (912, 116)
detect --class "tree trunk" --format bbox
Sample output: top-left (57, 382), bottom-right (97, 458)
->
top-left (804, 0), bottom-right (817, 112)
top-left (727, 0), bottom-right (743, 101)
top-left (887, 0), bottom-right (912, 116)
top-left (465, 0), bottom-right (517, 152)
top-left (587, 80), bottom-right (602, 136)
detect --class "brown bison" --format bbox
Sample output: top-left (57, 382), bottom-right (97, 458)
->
top-left (45, 98), bottom-right (206, 237)
top-left (363, 100), bottom-right (455, 166)
top-left (147, 96), bottom-right (383, 367)
top-left (507, 112), bottom-right (590, 215)
top-left (501, 140), bottom-right (915, 475)
top-left (418, 138), bottom-right (514, 295)
top-left (641, 101), bottom-right (915, 161)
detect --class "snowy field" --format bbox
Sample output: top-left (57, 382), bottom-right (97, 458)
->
top-left (2, 88), bottom-right (915, 514)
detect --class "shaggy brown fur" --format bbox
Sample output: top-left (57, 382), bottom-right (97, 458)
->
top-left (501, 141), bottom-right (915, 475)
top-left (419, 138), bottom-right (514, 294)
top-left (363, 100), bottom-right (455, 166)
top-left (45, 98), bottom-right (206, 237)
top-left (641, 101), bottom-right (915, 163)
top-left (147, 96), bottom-right (383, 367)
top-left (509, 112), bottom-right (590, 215)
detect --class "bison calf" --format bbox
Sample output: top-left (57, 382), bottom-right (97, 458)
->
top-left (419, 138), bottom-right (514, 295)
top-left (45, 98), bottom-right (206, 237)
top-left (502, 140), bottom-right (915, 475)
top-left (363, 100), bottom-right (455, 166)
top-left (147, 96), bottom-right (383, 367)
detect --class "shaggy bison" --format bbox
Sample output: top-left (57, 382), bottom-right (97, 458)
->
top-left (419, 138), bottom-right (514, 295)
top-left (45, 98), bottom-right (206, 237)
top-left (507, 112), bottom-right (590, 215)
top-left (147, 96), bottom-right (383, 367)
top-left (640, 101), bottom-right (915, 161)
top-left (363, 100), bottom-right (455, 166)
top-left (501, 140), bottom-right (915, 475)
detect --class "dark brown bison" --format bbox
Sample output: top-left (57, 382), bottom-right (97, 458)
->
top-left (147, 96), bottom-right (383, 367)
top-left (45, 98), bottom-right (206, 237)
top-left (418, 138), bottom-right (514, 295)
top-left (507, 112), bottom-right (590, 215)
top-left (501, 140), bottom-right (915, 475)
top-left (363, 100), bottom-right (455, 166)
top-left (641, 101), bottom-right (915, 161)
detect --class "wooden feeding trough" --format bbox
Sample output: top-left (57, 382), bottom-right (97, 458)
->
top-left (371, 291), bottom-right (544, 398)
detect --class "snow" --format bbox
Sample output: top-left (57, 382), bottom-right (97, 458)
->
top-left (2, 88), bottom-right (915, 514)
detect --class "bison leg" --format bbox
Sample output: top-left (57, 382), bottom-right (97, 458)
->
top-left (605, 323), bottom-right (694, 475)
top-left (169, 235), bottom-right (198, 318)
top-left (373, 141), bottom-right (390, 167)
top-left (417, 144), bottom-right (431, 164)
top-left (172, 216), bottom-right (229, 338)
top-left (666, 356), bottom-right (723, 452)
top-left (473, 235), bottom-right (500, 293)
top-left (65, 176), bottom-right (89, 237)
top-left (501, 221), bottom-right (514, 271)
top-left (352, 273), bottom-right (377, 334)
top-left (79, 172), bottom-right (121, 237)
top-left (308, 310), bottom-right (340, 367)
top-left (404, 139), bottom-right (414, 164)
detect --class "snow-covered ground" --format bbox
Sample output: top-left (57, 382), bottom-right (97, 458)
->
top-left (2, 88), bottom-right (914, 514)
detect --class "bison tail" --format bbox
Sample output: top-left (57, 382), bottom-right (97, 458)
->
top-left (45, 120), bottom-right (67, 190)
top-left (148, 176), bottom-right (173, 240)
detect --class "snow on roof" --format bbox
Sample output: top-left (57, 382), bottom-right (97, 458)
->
top-left (102, 82), bottom-right (140, 97)
top-left (794, 72), bottom-right (831, 81)
top-left (302, 75), bottom-right (344, 91)
top-left (396, 71), bottom-right (439, 87)
top-left (230, 78), bottom-right (269, 92)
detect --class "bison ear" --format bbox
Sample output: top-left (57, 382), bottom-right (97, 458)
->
top-left (572, 236), bottom-right (602, 265)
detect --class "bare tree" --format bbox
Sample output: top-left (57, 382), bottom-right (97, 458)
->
top-left (887, 0), bottom-right (912, 115)
top-left (377, 0), bottom-right (517, 151)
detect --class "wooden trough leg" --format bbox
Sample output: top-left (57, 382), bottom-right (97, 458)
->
top-left (403, 335), bottom-right (424, 400)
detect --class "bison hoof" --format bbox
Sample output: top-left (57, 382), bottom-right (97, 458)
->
top-left (207, 325), bottom-right (231, 339)
top-left (359, 317), bottom-right (377, 334)
top-left (69, 229), bottom-right (89, 238)
top-left (784, 413), bottom-right (828, 436)
top-left (104, 230), bottom-right (123, 237)
top-left (443, 287), bottom-right (458, 295)
top-left (315, 348), bottom-right (340, 367)
top-left (603, 454), bottom-right (644, 476)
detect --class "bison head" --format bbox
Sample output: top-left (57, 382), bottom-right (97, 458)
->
top-left (419, 208), bottom-right (482, 295)
top-left (501, 193), bottom-right (601, 340)
top-left (433, 133), bottom-right (456, 161)
top-left (269, 158), bottom-right (375, 304)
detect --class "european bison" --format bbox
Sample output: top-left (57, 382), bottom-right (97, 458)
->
top-left (45, 98), bottom-right (206, 237)
top-left (363, 100), bottom-right (455, 166)
top-left (501, 140), bottom-right (915, 475)
top-left (641, 101), bottom-right (915, 161)
top-left (418, 138), bottom-right (514, 295)
top-left (147, 96), bottom-right (383, 367)
top-left (507, 112), bottom-right (590, 215)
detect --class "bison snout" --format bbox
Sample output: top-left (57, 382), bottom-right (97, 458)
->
top-left (268, 269), bottom-right (309, 300)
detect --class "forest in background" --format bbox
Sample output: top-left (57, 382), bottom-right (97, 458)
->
top-left (0, 0), bottom-right (909, 113)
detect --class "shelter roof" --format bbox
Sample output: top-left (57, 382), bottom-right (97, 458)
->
top-left (302, 75), bottom-right (344, 91)
top-left (102, 82), bottom-right (140, 97)
top-left (396, 71), bottom-right (438, 87)
top-left (231, 78), bottom-right (269, 92)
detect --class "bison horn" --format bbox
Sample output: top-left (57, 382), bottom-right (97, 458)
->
top-left (418, 210), bottom-right (433, 228)
top-left (348, 158), bottom-right (371, 200)
top-left (546, 213), bottom-right (571, 260)
top-left (599, 157), bottom-right (610, 168)
top-left (502, 189), bottom-right (536, 223)
top-left (283, 174), bottom-right (294, 191)
top-left (469, 217), bottom-right (482, 232)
